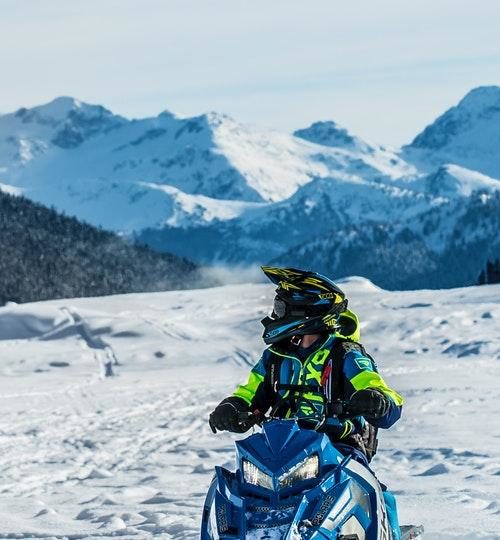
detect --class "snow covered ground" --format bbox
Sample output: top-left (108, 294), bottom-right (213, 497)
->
top-left (0, 278), bottom-right (499, 539)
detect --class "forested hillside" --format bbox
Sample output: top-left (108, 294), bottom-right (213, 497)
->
top-left (0, 191), bottom-right (210, 305)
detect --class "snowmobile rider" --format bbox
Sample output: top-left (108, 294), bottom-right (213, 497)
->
top-left (209, 266), bottom-right (403, 456)
top-left (209, 266), bottom-right (404, 539)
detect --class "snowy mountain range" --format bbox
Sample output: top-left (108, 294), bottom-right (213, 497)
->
top-left (1, 87), bottom-right (499, 288)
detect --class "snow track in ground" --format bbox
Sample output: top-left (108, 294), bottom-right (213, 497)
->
top-left (0, 369), bottom-right (232, 539)
top-left (0, 281), bottom-right (499, 539)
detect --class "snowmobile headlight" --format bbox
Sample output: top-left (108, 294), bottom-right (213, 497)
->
top-left (242, 459), bottom-right (273, 490)
top-left (278, 454), bottom-right (319, 489)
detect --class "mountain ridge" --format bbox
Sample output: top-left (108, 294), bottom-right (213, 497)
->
top-left (2, 88), bottom-right (500, 289)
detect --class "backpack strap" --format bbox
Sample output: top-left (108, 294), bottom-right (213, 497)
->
top-left (326, 337), bottom-right (351, 401)
top-left (326, 337), bottom-right (375, 396)
top-left (268, 351), bottom-right (281, 393)
top-left (325, 337), bottom-right (380, 462)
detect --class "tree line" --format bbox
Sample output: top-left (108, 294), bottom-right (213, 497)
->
top-left (0, 191), bottom-right (213, 305)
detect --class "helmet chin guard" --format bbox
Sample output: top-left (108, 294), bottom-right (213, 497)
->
top-left (260, 266), bottom-right (348, 345)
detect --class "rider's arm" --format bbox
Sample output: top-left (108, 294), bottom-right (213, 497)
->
top-left (232, 350), bottom-right (272, 413)
top-left (342, 347), bottom-right (403, 429)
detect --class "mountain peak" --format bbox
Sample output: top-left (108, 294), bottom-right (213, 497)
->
top-left (41, 96), bottom-right (83, 115)
top-left (202, 111), bottom-right (236, 128)
top-left (408, 86), bottom-right (500, 152)
top-left (158, 109), bottom-right (177, 120)
top-left (403, 86), bottom-right (500, 179)
top-left (5, 97), bottom-right (128, 151)
top-left (293, 120), bottom-right (374, 153)
top-left (15, 96), bottom-right (93, 122)
top-left (457, 85), bottom-right (500, 112)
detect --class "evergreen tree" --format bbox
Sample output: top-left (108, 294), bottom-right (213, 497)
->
top-left (477, 259), bottom-right (500, 285)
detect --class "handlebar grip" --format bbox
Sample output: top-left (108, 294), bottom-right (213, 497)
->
top-left (237, 411), bottom-right (265, 427)
top-left (328, 399), bottom-right (355, 417)
top-left (237, 411), bottom-right (253, 422)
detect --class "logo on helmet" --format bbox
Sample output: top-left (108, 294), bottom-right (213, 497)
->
top-left (319, 292), bottom-right (343, 301)
top-left (302, 276), bottom-right (331, 292)
top-left (323, 314), bottom-right (339, 328)
top-left (278, 280), bottom-right (300, 291)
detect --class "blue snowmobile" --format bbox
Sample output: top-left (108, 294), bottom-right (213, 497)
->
top-left (201, 407), bottom-right (423, 540)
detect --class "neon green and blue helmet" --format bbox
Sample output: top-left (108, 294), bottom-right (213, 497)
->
top-left (261, 266), bottom-right (348, 344)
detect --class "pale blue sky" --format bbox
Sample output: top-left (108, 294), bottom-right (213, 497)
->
top-left (1, 0), bottom-right (500, 145)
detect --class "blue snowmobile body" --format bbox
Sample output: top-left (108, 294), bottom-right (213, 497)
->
top-left (201, 419), bottom-right (422, 540)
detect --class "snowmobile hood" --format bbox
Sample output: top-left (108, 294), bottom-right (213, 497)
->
top-left (235, 419), bottom-right (325, 476)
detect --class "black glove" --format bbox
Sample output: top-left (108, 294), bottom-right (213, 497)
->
top-left (347, 389), bottom-right (390, 419)
top-left (209, 397), bottom-right (250, 433)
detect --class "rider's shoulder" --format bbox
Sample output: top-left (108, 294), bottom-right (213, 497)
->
top-left (332, 335), bottom-right (370, 359)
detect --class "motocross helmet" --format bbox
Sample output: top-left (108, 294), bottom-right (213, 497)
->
top-left (261, 266), bottom-right (348, 344)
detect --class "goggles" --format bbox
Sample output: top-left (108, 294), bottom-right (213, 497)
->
top-left (272, 295), bottom-right (332, 320)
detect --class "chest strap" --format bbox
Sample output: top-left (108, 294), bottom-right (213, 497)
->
top-left (274, 383), bottom-right (322, 393)
top-left (268, 337), bottom-right (361, 401)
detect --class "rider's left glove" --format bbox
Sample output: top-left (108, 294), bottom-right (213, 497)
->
top-left (209, 397), bottom-right (251, 433)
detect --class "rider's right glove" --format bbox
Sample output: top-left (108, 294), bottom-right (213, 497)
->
top-left (347, 389), bottom-right (390, 420)
top-left (209, 397), bottom-right (250, 433)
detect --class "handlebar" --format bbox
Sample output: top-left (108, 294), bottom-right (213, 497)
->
top-left (329, 399), bottom-right (351, 417)
top-left (237, 411), bottom-right (266, 427)
top-left (238, 399), bottom-right (354, 428)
